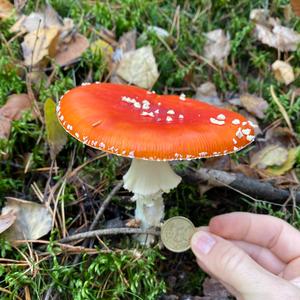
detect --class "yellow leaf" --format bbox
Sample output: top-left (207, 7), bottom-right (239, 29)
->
top-left (90, 39), bottom-right (113, 61)
top-left (266, 147), bottom-right (299, 176)
top-left (44, 98), bottom-right (67, 159)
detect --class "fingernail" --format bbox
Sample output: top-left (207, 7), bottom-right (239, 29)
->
top-left (191, 231), bottom-right (216, 255)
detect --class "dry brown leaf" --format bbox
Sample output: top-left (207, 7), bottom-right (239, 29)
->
top-left (0, 116), bottom-right (12, 139)
top-left (240, 93), bottom-right (269, 119)
top-left (0, 94), bottom-right (32, 139)
top-left (250, 144), bottom-right (288, 169)
top-left (204, 29), bottom-right (230, 67)
top-left (55, 33), bottom-right (89, 66)
top-left (0, 210), bottom-right (16, 234)
top-left (194, 82), bottom-right (223, 107)
top-left (0, 93), bottom-right (32, 120)
top-left (0, 0), bottom-right (14, 19)
top-left (22, 27), bottom-right (59, 67)
top-left (272, 60), bottom-right (295, 85)
top-left (251, 9), bottom-right (300, 51)
top-left (291, 0), bottom-right (300, 16)
top-left (12, 4), bottom-right (62, 33)
top-left (1, 197), bottom-right (52, 241)
top-left (116, 46), bottom-right (159, 89)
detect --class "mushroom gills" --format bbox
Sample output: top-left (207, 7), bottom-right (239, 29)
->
top-left (123, 159), bottom-right (181, 244)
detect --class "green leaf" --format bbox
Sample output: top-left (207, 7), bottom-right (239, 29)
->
top-left (44, 98), bottom-right (67, 159)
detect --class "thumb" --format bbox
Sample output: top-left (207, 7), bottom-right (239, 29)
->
top-left (191, 230), bottom-right (289, 297)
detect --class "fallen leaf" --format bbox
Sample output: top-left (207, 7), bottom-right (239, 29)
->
top-left (54, 33), bottom-right (89, 66)
top-left (0, 94), bottom-right (32, 139)
top-left (116, 46), bottom-right (159, 89)
top-left (272, 60), bottom-right (295, 85)
top-left (266, 147), bottom-right (299, 176)
top-left (0, 116), bottom-right (11, 139)
top-left (240, 93), bottom-right (269, 119)
top-left (90, 39), bottom-right (113, 62)
top-left (45, 98), bottom-right (67, 159)
top-left (12, 4), bottom-right (63, 33)
top-left (1, 197), bottom-right (52, 241)
top-left (22, 27), bottom-right (59, 67)
top-left (0, 94), bottom-right (32, 120)
top-left (0, 0), bottom-right (14, 19)
top-left (251, 9), bottom-right (300, 51)
top-left (194, 82), bottom-right (223, 106)
top-left (110, 30), bottom-right (136, 84)
top-left (0, 211), bottom-right (16, 234)
top-left (291, 0), bottom-right (300, 16)
top-left (250, 144), bottom-right (288, 169)
top-left (204, 29), bottom-right (230, 67)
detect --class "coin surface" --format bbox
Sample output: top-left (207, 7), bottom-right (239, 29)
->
top-left (161, 216), bottom-right (196, 253)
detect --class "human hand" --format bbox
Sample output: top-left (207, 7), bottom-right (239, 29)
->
top-left (190, 212), bottom-right (300, 300)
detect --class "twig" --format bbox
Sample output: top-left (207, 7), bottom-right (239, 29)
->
top-left (59, 228), bottom-right (159, 244)
top-left (179, 167), bottom-right (300, 204)
top-left (90, 181), bottom-right (123, 231)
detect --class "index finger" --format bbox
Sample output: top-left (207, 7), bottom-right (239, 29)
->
top-left (209, 212), bottom-right (300, 263)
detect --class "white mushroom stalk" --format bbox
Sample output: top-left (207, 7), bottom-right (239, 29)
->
top-left (123, 159), bottom-right (181, 244)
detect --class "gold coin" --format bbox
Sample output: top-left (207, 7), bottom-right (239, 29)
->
top-left (161, 216), bottom-right (196, 253)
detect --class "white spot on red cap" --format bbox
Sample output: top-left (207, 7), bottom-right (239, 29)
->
top-left (166, 116), bottom-right (173, 122)
top-left (179, 93), bottom-right (186, 101)
top-left (246, 135), bottom-right (255, 141)
top-left (236, 128), bottom-right (243, 139)
top-left (217, 114), bottom-right (226, 120)
top-left (242, 128), bottom-right (251, 135)
top-left (232, 119), bottom-right (240, 125)
top-left (210, 117), bottom-right (225, 125)
top-left (167, 109), bottom-right (175, 115)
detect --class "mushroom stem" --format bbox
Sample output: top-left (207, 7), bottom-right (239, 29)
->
top-left (123, 159), bottom-right (181, 244)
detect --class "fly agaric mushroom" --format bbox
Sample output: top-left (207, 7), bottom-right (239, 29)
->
top-left (57, 83), bottom-right (255, 244)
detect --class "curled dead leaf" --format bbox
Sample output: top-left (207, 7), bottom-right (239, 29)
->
top-left (204, 29), bottom-right (230, 67)
top-left (272, 60), bottom-right (295, 85)
top-left (240, 93), bottom-right (269, 119)
top-left (251, 9), bottom-right (300, 51)
top-left (2, 197), bottom-right (52, 241)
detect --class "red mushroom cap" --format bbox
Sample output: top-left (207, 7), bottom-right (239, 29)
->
top-left (57, 83), bottom-right (255, 160)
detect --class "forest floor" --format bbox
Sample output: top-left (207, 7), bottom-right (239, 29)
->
top-left (0, 0), bottom-right (300, 299)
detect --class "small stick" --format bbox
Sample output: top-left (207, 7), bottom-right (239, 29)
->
top-left (59, 228), bottom-right (159, 244)
top-left (90, 181), bottom-right (123, 231)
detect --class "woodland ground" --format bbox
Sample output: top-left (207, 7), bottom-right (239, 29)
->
top-left (0, 0), bottom-right (300, 299)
